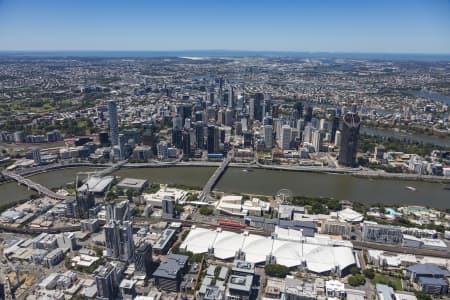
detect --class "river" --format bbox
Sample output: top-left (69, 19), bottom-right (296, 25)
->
top-left (361, 127), bottom-right (450, 147)
top-left (1, 166), bottom-right (449, 208)
top-left (409, 90), bottom-right (450, 106)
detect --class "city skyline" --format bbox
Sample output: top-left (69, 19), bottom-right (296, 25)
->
top-left (0, 0), bottom-right (449, 54)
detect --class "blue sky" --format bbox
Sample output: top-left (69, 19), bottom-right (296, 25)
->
top-left (0, 0), bottom-right (449, 53)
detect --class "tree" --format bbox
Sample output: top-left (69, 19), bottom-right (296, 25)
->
top-left (348, 274), bottom-right (365, 287)
top-left (92, 246), bottom-right (103, 257)
top-left (175, 204), bottom-right (185, 213)
top-left (363, 268), bottom-right (375, 279)
top-left (199, 206), bottom-right (214, 216)
top-left (415, 291), bottom-right (432, 300)
top-left (126, 189), bottom-right (133, 201)
top-left (350, 266), bottom-right (361, 276)
top-left (264, 264), bottom-right (289, 278)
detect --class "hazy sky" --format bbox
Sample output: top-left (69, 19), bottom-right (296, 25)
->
top-left (0, 0), bottom-right (449, 53)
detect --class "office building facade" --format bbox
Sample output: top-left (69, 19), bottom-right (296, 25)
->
top-left (338, 112), bottom-right (360, 167)
top-left (108, 100), bottom-right (119, 147)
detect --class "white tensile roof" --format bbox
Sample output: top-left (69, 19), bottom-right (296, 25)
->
top-left (214, 231), bottom-right (245, 259)
top-left (242, 235), bottom-right (273, 263)
top-left (180, 227), bottom-right (216, 253)
top-left (181, 226), bottom-right (355, 273)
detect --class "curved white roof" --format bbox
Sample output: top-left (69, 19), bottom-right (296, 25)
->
top-left (181, 227), bottom-right (355, 274)
top-left (180, 227), bottom-right (217, 253)
top-left (333, 246), bottom-right (357, 271)
top-left (272, 240), bottom-right (304, 268)
top-left (242, 235), bottom-right (273, 263)
top-left (213, 231), bottom-right (245, 259)
top-left (305, 245), bottom-right (355, 273)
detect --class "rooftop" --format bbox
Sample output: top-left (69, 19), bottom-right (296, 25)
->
top-left (418, 276), bottom-right (448, 286)
top-left (153, 228), bottom-right (176, 250)
top-left (228, 275), bottom-right (253, 292)
top-left (407, 263), bottom-right (450, 277)
top-left (78, 175), bottom-right (114, 193)
top-left (152, 254), bottom-right (188, 279)
top-left (117, 177), bottom-right (148, 189)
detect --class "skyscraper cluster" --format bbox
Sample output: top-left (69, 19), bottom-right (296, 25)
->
top-left (164, 88), bottom-right (361, 166)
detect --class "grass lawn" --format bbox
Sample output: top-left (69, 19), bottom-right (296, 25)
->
top-left (371, 273), bottom-right (402, 290)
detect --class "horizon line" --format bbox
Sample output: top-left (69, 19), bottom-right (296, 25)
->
top-left (1, 49), bottom-right (450, 56)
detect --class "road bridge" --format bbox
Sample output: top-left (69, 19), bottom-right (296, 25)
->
top-left (2, 170), bottom-right (68, 200)
top-left (94, 159), bottom-right (128, 177)
top-left (198, 155), bottom-right (232, 202)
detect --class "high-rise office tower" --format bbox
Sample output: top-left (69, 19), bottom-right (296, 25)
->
top-left (104, 220), bottom-right (134, 262)
top-left (106, 200), bottom-right (130, 222)
top-left (249, 96), bottom-right (255, 121)
top-left (263, 116), bottom-right (273, 126)
top-left (172, 128), bottom-right (182, 148)
top-left (338, 112), bottom-right (361, 167)
top-left (224, 109), bottom-right (233, 126)
top-left (206, 107), bottom-right (217, 122)
top-left (99, 131), bottom-right (110, 146)
top-left (293, 101), bottom-right (303, 120)
top-left (32, 147), bottom-right (41, 164)
top-left (207, 125), bottom-right (219, 153)
top-left (304, 105), bottom-right (313, 123)
top-left (195, 122), bottom-right (205, 150)
top-left (0, 281), bottom-right (5, 300)
top-left (108, 100), bottom-right (119, 146)
top-left (241, 117), bottom-right (248, 132)
top-left (217, 109), bottom-right (224, 125)
top-left (334, 130), bottom-right (342, 146)
top-left (162, 197), bottom-right (176, 218)
top-left (118, 133), bottom-right (126, 160)
top-left (319, 119), bottom-right (328, 131)
top-left (263, 94), bottom-right (272, 118)
top-left (280, 125), bottom-right (291, 150)
top-left (182, 130), bottom-right (191, 156)
top-left (184, 118), bottom-right (191, 130)
top-left (209, 91), bottom-right (215, 105)
top-left (75, 191), bottom-right (95, 219)
top-left (243, 131), bottom-right (253, 148)
top-left (195, 111), bottom-right (203, 122)
top-left (312, 129), bottom-right (324, 153)
top-left (296, 119), bottom-right (305, 139)
top-left (172, 115), bottom-right (183, 130)
top-left (157, 141), bottom-right (168, 160)
top-left (95, 264), bottom-right (118, 300)
top-left (263, 125), bottom-right (273, 150)
top-left (219, 128), bottom-right (226, 144)
top-left (330, 116), bottom-right (340, 144)
top-left (180, 104), bottom-right (192, 124)
top-left (228, 87), bottom-right (233, 108)
top-left (104, 201), bottom-right (134, 262)
top-left (303, 125), bottom-right (313, 144)
top-left (251, 92), bottom-right (264, 121)
top-left (135, 241), bottom-right (153, 276)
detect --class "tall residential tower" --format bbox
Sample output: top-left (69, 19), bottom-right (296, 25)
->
top-left (108, 100), bottom-right (119, 146)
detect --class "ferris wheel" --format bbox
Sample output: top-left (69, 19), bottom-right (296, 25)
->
top-left (276, 188), bottom-right (293, 204)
